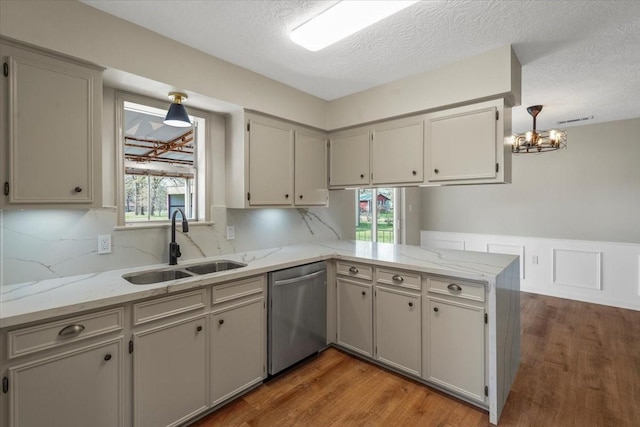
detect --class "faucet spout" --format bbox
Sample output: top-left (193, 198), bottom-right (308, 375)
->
top-left (169, 208), bottom-right (189, 265)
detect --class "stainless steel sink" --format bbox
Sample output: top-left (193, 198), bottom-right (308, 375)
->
top-left (122, 260), bottom-right (246, 284)
top-left (123, 269), bottom-right (194, 285)
top-left (185, 260), bottom-right (246, 275)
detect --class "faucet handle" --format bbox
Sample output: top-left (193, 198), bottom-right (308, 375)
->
top-left (175, 243), bottom-right (181, 258)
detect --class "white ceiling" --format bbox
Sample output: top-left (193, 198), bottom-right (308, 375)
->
top-left (82, 0), bottom-right (640, 133)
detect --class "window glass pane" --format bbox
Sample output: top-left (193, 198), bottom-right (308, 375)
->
top-left (356, 189), bottom-right (374, 241)
top-left (376, 188), bottom-right (394, 243)
top-left (124, 174), bottom-right (149, 221)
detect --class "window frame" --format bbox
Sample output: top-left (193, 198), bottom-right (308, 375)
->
top-left (355, 187), bottom-right (400, 244)
top-left (115, 91), bottom-right (211, 226)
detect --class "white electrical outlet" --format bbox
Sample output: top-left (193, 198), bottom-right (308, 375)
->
top-left (532, 255), bottom-right (539, 265)
top-left (226, 226), bottom-right (235, 240)
top-left (98, 235), bottom-right (112, 254)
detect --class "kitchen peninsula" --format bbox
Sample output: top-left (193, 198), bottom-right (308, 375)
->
top-left (0, 241), bottom-right (519, 426)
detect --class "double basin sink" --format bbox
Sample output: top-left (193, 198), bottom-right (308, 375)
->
top-left (122, 260), bottom-right (246, 285)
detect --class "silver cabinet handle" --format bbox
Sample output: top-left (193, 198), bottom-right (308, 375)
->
top-left (392, 274), bottom-right (404, 282)
top-left (349, 266), bottom-right (359, 274)
top-left (58, 324), bottom-right (85, 338)
top-left (447, 284), bottom-right (462, 292)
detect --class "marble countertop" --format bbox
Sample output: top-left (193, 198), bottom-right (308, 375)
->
top-left (0, 240), bottom-right (517, 329)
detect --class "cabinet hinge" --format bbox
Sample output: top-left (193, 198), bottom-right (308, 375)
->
top-left (496, 163), bottom-right (499, 173)
top-left (2, 377), bottom-right (8, 393)
top-left (247, 122), bottom-right (250, 132)
top-left (3, 63), bottom-right (8, 77)
top-left (247, 192), bottom-right (251, 201)
top-left (128, 340), bottom-right (134, 354)
top-left (485, 385), bottom-right (489, 397)
top-left (484, 313), bottom-right (488, 324)
top-left (496, 111), bottom-right (499, 120)
top-left (3, 182), bottom-right (8, 196)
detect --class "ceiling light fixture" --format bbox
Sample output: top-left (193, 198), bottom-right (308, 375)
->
top-left (163, 92), bottom-right (192, 128)
top-left (290, 0), bottom-right (419, 52)
top-left (512, 105), bottom-right (566, 154)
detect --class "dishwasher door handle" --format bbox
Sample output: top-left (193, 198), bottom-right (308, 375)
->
top-left (273, 269), bottom-right (325, 287)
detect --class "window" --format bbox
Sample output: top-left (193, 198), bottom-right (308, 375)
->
top-left (356, 188), bottom-right (397, 243)
top-left (116, 93), bottom-right (208, 225)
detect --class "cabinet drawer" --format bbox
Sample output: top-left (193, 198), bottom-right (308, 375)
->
top-left (8, 307), bottom-right (124, 359)
top-left (212, 276), bottom-right (264, 305)
top-left (134, 289), bottom-right (206, 326)
top-left (336, 262), bottom-right (373, 281)
top-left (376, 268), bottom-right (421, 291)
top-left (427, 277), bottom-right (485, 302)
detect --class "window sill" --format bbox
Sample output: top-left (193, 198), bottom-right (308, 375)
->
top-left (114, 221), bottom-right (215, 231)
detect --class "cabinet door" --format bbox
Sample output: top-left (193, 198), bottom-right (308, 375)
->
top-left (426, 297), bottom-right (485, 402)
top-left (5, 52), bottom-right (100, 204)
top-left (371, 118), bottom-right (424, 184)
top-left (7, 339), bottom-right (123, 427)
top-left (248, 118), bottom-right (294, 205)
top-left (375, 287), bottom-right (421, 375)
top-left (294, 131), bottom-right (328, 206)
top-left (329, 129), bottom-right (370, 188)
top-left (336, 278), bottom-right (373, 357)
top-left (211, 298), bottom-right (265, 405)
top-left (133, 316), bottom-right (207, 427)
top-left (427, 106), bottom-right (497, 182)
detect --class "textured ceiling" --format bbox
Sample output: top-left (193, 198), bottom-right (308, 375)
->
top-left (82, 0), bottom-right (640, 133)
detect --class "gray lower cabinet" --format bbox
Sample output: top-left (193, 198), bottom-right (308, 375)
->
top-left (424, 277), bottom-right (487, 403)
top-left (209, 276), bottom-right (266, 406)
top-left (375, 286), bottom-right (421, 376)
top-left (210, 298), bottom-right (264, 405)
top-left (7, 338), bottom-right (123, 427)
top-left (133, 315), bottom-right (208, 427)
top-left (336, 277), bottom-right (373, 357)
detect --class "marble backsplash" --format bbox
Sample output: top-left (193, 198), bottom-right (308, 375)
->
top-left (0, 205), bottom-right (343, 286)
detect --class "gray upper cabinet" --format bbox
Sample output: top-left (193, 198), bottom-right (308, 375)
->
top-left (0, 40), bottom-right (103, 208)
top-left (226, 110), bottom-right (328, 208)
top-left (328, 127), bottom-right (370, 188)
top-left (426, 99), bottom-right (510, 184)
top-left (371, 116), bottom-right (424, 185)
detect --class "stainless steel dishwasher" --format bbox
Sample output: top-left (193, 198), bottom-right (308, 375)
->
top-left (268, 261), bottom-right (327, 376)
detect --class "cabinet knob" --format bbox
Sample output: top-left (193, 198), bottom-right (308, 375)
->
top-left (285, 194), bottom-right (289, 199)
top-left (104, 354), bottom-right (112, 361)
top-left (349, 266), bottom-right (359, 274)
top-left (392, 274), bottom-right (404, 282)
top-left (197, 326), bottom-right (203, 332)
top-left (433, 307), bottom-right (439, 312)
top-left (360, 174), bottom-right (365, 179)
top-left (74, 186), bottom-right (82, 193)
top-left (433, 169), bottom-right (439, 174)
top-left (299, 195), bottom-right (303, 199)
top-left (408, 302), bottom-right (414, 307)
top-left (361, 291), bottom-right (366, 296)
top-left (218, 319), bottom-right (224, 325)
top-left (412, 170), bottom-right (417, 176)
top-left (447, 283), bottom-right (462, 292)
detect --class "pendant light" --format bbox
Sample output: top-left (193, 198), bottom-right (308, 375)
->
top-left (512, 105), bottom-right (566, 153)
top-left (163, 92), bottom-right (192, 127)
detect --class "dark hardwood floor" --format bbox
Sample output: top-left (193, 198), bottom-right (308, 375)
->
top-left (192, 292), bottom-right (640, 426)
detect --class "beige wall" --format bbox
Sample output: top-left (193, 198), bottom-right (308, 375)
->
top-left (0, 0), bottom-right (328, 128)
top-left (421, 117), bottom-right (640, 244)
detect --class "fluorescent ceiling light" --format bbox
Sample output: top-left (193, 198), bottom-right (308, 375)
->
top-left (290, 1), bottom-right (419, 52)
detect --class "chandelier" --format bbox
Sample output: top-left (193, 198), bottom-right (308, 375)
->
top-left (512, 105), bottom-right (566, 153)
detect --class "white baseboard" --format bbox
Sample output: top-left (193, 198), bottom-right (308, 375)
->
top-left (421, 230), bottom-right (640, 311)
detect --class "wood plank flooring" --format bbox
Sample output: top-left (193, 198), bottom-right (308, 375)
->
top-left (192, 292), bottom-right (640, 426)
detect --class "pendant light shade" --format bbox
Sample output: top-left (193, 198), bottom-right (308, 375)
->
top-left (164, 92), bottom-right (191, 127)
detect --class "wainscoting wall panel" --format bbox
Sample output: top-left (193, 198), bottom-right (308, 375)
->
top-left (552, 249), bottom-right (602, 290)
top-left (421, 230), bottom-right (640, 311)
